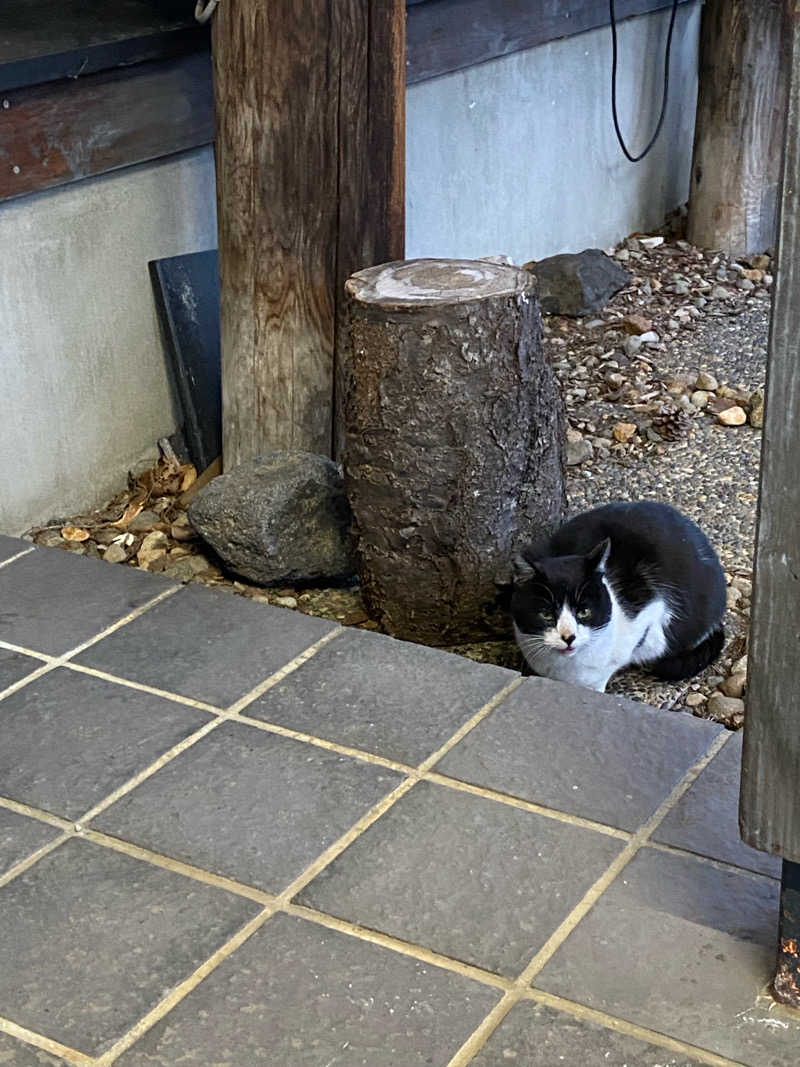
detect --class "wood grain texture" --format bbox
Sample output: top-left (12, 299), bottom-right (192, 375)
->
top-left (212, 0), bottom-right (404, 466)
top-left (739, 5), bottom-right (800, 862)
top-left (405, 0), bottom-right (694, 84)
top-left (0, 52), bottom-right (213, 202)
top-left (687, 0), bottom-right (791, 256)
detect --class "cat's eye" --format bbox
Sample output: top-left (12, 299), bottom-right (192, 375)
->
top-left (537, 610), bottom-right (553, 623)
top-left (577, 607), bottom-right (592, 620)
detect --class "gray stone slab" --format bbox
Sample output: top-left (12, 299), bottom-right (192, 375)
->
top-left (536, 847), bottom-right (799, 1066)
top-left (115, 911), bottom-right (500, 1067)
top-left (0, 1031), bottom-right (69, 1065)
top-left (244, 627), bottom-right (517, 764)
top-left (437, 678), bottom-right (723, 831)
top-left (0, 837), bottom-right (260, 1057)
top-left (655, 731), bottom-right (781, 879)
top-left (298, 780), bottom-right (622, 976)
top-left (0, 668), bottom-right (212, 820)
top-left (0, 646), bottom-right (41, 692)
top-left (0, 547), bottom-right (174, 656)
top-left (0, 534), bottom-right (29, 563)
top-left (0, 807), bottom-right (60, 878)
top-left (75, 584), bottom-right (339, 706)
top-left (471, 1000), bottom-right (707, 1066)
top-left (93, 721), bottom-right (403, 892)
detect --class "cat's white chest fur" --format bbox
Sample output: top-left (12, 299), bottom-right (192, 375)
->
top-left (517, 579), bottom-right (671, 692)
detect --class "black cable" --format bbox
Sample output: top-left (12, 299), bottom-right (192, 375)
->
top-left (610, 0), bottom-right (679, 162)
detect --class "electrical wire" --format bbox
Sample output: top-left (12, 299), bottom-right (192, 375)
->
top-left (610, 0), bottom-right (679, 162)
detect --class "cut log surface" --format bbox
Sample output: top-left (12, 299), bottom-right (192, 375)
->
top-left (342, 258), bottom-right (566, 644)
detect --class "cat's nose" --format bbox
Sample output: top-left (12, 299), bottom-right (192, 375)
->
top-left (563, 633), bottom-right (576, 647)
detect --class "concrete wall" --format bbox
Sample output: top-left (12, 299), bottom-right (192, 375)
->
top-left (0, 147), bottom-right (217, 535)
top-left (406, 2), bottom-right (701, 263)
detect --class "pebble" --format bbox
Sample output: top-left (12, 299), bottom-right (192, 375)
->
top-left (103, 543), bottom-right (128, 565)
top-left (720, 672), bottom-right (747, 698)
top-left (733, 654), bottom-right (749, 676)
top-left (274, 595), bottom-right (299, 609)
top-left (613, 421), bottom-right (637, 443)
top-left (137, 530), bottom-right (169, 568)
top-left (749, 390), bottom-right (764, 428)
top-left (717, 405), bottom-right (747, 426)
top-left (685, 692), bottom-right (707, 708)
top-left (750, 254), bottom-right (771, 271)
top-left (707, 693), bottom-right (745, 720)
top-left (726, 586), bottom-right (743, 610)
top-left (614, 248), bottom-right (631, 261)
top-left (690, 390), bottom-right (710, 409)
top-left (639, 235), bottom-right (664, 249)
top-left (739, 278), bottom-right (755, 292)
top-left (731, 576), bottom-right (753, 598)
top-left (710, 285), bottom-right (732, 300)
top-left (127, 510), bottom-right (162, 534)
top-left (639, 331), bottom-right (660, 344)
top-left (604, 371), bottom-right (626, 389)
top-left (763, 273), bottom-right (774, 288)
top-left (567, 428), bottom-right (593, 466)
top-left (672, 279), bottom-right (690, 296)
top-left (695, 371), bottom-right (719, 391)
top-left (622, 314), bottom-right (653, 335)
top-left (623, 335), bottom-right (643, 357)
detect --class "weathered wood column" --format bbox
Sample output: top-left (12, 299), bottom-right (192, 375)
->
top-left (740, 0), bottom-right (800, 1009)
top-left (211, 1), bottom-right (404, 467)
top-left (687, 0), bottom-right (791, 256)
top-left (342, 259), bottom-right (566, 645)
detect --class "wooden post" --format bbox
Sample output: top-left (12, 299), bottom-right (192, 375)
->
top-left (740, 2), bottom-right (800, 1002)
top-left (687, 0), bottom-right (791, 256)
top-left (342, 258), bottom-right (567, 645)
top-left (211, 1), bottom-right (404, 469)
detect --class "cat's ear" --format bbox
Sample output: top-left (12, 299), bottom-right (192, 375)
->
top-left (586, 537), bottom-right (611, 573)
top-left (512, 551), bottom-right (542, 581)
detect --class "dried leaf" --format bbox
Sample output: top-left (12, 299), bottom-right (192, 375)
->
top-left (61, 525), bottom-right (90, 542)
top-left (180, 465), bottom-right (197, 492)
top-left (115, 501), bottom-right (144, 528)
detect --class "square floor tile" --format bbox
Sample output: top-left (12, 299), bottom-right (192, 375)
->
top-left (244, 627), bottom-right (517, 764)
top-left (0, 548), bottom-right (174, 656)
top-left (0, 837), bottom-right (260, 1056)
top-left (654, 731), bottom-right (781, 878)
top-left (298, 780), bottom-right (622, 976)
top-left (93, 721), bottom-right (403, 892)
top-left (0, 1032), bottom-right (69, 1066)
top-left (0, 646), bottom-right (42, 692)
top-left (75, 584), bottom-right (339, 706)
top-left (0, 807), bottom-right (60, 878)
top-left (0, 534), bottom-right (29, 563)
top-left (0, 668), bottom-right (212, 820)
top-left (115, 911), bottom-right (499, 1066)
top-left (436, 678), bottom-right (723, 831)
top-left (471, 1000), bottom-right (707, 1066)
top-left (536, 847), bottom-right (798, 1065)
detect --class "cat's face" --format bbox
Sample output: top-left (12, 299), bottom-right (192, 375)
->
top-left (511, 539), bottom-right (612, 661)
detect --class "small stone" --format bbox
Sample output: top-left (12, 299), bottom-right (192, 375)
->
top-left (739, 277), bottom-right (755, 292)
top-left (731, 576), bottom-right (753, 598)
top-left (35, 529), bottom-right (66, 548)
top-left (690, 390), bottom-right (710, 409)
top-left (762, 273), bottom-right (774, 288)
top-left (685, 692), bottom-right (707, 708)
top-left (707, 693), bottom-right (745, 721)
top-left (127, 509), bottom-right (161, 534)
top-left (639, 235), bottom-right (664, 249)
top-left (710, 286), bottom-right (732, 300)
top-left (672, 279), bottom-right (690, 296)
top-left (566, 428), bottom-right (594, 466)
top-left (103, 543), bottom-right (129, 565)
top-left (604, 371), bottom-right (626, 389)
top-left (751, 254), bottom-right (771, 270)
top-left (695, 371), bottom-right (719, 391)
top-left (720, 672), bottom-right (747, 699)
top-left (137, 530), bottom-right (170, 568)
top-left (623, 335), bottom-right (643, 357)
top-left (274, 595), bottom-right (298, 609)
top-left (639, 331), bottom-right (660, 344)
top-left (531, 248), bottom-right (632, 316)
top-left (717, 405), bottom-right (747, 427)
top-left (726, 586), bottom-right (743, 610)
top-left (622, 314), bottom-right (652, 335)
top-left (733, 654), bottom-right (749, 676)
top-left (614, 248), bottom-right (631, 262)
top-left (749, 390), bottom-right (764, 428)
top-left (613, 421), bottom-right (637, 443)
top-left (742, 268), bottom-right (763, 282)
top-left (162, 555), bottom-right (214, 582)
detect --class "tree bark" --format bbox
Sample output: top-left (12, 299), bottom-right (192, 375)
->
top-left (342, 259), bottom-right (566, 645)
top-left (687, 0), bottom-right (791, 256)
top-left (211, 1), bottom-right (404, 469)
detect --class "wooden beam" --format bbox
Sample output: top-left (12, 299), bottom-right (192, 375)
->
top-left (212, 1), bottom-right (405, 467)
top-left (739, 3), bottom-right (800, 862)
top-left (0, 52), bottom-right (214, 202)
top-left (405, 0), bottom-right (694, 85)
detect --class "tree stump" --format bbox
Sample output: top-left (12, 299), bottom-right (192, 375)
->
top-left (342, 258), bottom-right (566, 644)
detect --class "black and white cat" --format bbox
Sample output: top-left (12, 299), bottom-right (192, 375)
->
top-left (510, 501), bottom-right (726, 692)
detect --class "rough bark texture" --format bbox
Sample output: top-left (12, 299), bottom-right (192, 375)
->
top-left (687, 0), bottom-right (791, 256)
top-left (211, 1), bottom-right (404, 468)
top-left (342, 259), bottom-right (566, 645)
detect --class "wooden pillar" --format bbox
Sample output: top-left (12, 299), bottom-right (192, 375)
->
top-left (740, 3), bottom-right (800, 865)
top-left (687, 0), bottom-right (791, 256)
top-left (211, 1), bottom-right (404, 469)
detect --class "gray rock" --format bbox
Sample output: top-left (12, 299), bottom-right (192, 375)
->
top-left (529, 249), bottom-right (631, 317)
top-left (566, 429), bottom-right (593, 466)
top-left (707, 693), bottom-right (745, 721)
top-left (189, 451), bottom-right (356, 585)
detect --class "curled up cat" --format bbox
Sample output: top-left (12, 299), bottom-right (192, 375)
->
top-left (510, 501), bottom-right (726, 693)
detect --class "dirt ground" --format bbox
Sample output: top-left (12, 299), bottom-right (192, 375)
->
top-left (28, 233), bottom-right (770, 729)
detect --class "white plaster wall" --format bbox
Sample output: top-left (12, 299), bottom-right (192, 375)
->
top-left (406, 2), bottom-right (701, 263)
top-left (0, 147), bottom-right (217, 534)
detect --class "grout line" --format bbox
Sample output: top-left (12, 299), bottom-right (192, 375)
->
top-left (63, 661), bottom-right (223, 715)
top-left (416, 677), bottom-right (523, 773)
top-left (0, 546), bottom-right (35, 570)
top-left (424, 773), bottom-right (632, 841)
top-left (0, 795), bottom-right (73, 831)
top-left (93, 905), bottom-right (278, 1067)
top-left (0, 1016), bottom-right (93, 1066)
top-left (286, 903), bottom-right (511, 991)
top-left (0, 661), bottom-right (57, 704)
top-left (524, 989), bottom-right (749, 1067)
top-left (445, 728), bottom-right (734, 1066)
top-left (645, 839), bottom-right (783, 882)
top-left (0, 833), bottom-right (70, 890)
top-left (81, 829), bottom-right (275, 904)
top-left (0, 638), bottom-right (51, 661)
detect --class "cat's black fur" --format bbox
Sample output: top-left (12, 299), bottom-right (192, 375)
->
top-left (512, 501), bottom-right (726, 682)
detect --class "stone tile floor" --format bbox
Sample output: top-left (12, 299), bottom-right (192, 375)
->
top-left (0, 538), bottom-right (797, 1066)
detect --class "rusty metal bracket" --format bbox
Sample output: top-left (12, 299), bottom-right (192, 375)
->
top-left (774, 859), bottom-right (800, 1008)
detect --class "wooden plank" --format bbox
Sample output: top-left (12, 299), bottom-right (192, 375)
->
top-left (406, 0), bottom-right (694, 84)
top-left (0, 0), bottom-right (205, 91)
top-left (739, 3), bottom-right (800, 862)
top-left (0, 52), bottom-right (214, 202)
top-left (212, 0), bottom-right (404, 466)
